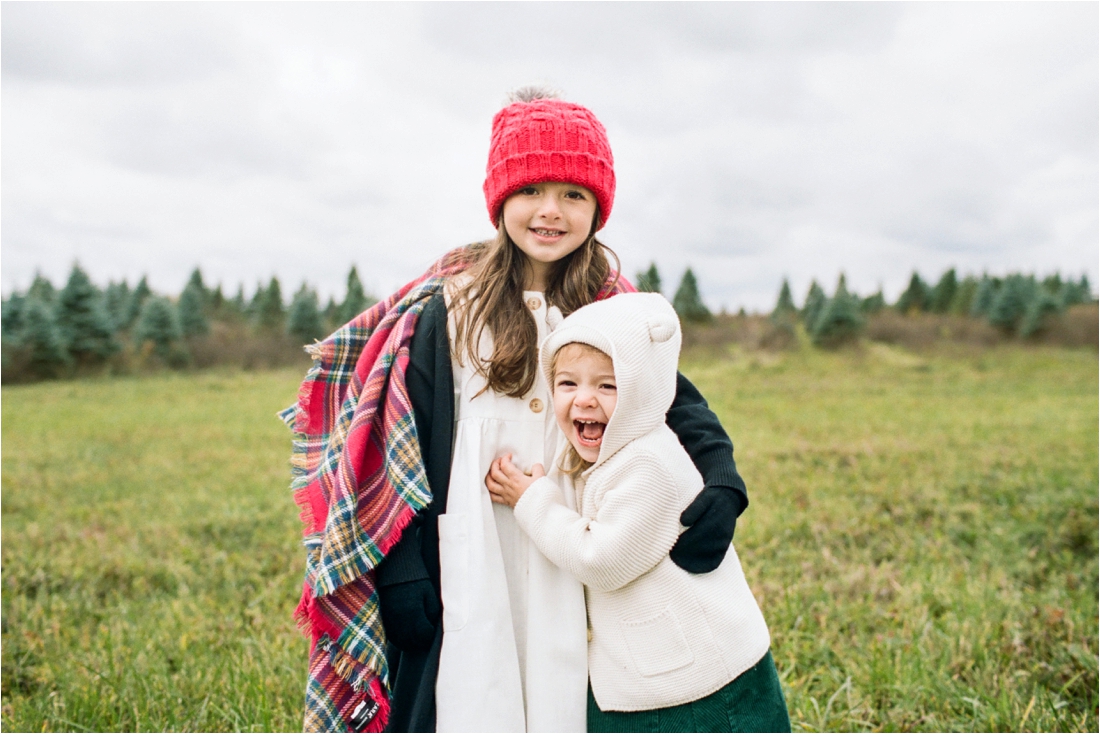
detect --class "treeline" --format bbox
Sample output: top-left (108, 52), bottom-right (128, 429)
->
top-left (3, 262), bottom-right (1095, 383)
top-left (635, 261), bottom-right (1095, 347)
top-left (1, 264), bottom-right (376, 383)
top-left (771, 268), bottom-right (1095, 348)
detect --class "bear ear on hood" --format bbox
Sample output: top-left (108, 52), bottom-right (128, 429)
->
top-left (648, 315), bottom-right (677, 343)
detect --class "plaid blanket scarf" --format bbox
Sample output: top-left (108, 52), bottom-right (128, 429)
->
top-left (281, 244), bottom-right (633, 732)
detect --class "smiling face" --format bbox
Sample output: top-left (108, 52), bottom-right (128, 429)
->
top-left (501, 181), bottom-right (598, 290)
top-left (552, 342), bottom-right (617, 464)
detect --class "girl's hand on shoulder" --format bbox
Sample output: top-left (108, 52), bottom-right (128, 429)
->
top-left (486, 454), bottom-right (545, 508)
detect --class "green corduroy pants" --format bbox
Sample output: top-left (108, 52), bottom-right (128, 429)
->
top-left (587, 650), bottom-right (791, 733)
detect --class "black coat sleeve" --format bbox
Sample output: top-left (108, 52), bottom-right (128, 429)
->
top-left (378, 292), bottom-right (451, 731)
top-left (376, 293), bottom-right (451, 589)
top-left (666, 371), bottom-right (748, 512)
top-left (665, 371), bottom-right (749, 573)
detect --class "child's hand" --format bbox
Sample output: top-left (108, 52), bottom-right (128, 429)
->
top-left (485, 454), bottom-right (545, 508)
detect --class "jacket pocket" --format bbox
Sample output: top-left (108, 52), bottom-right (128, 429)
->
top-left (437, 513), bottom-right (469, 631)
top-left (620, 605), bottom-right (694, 677)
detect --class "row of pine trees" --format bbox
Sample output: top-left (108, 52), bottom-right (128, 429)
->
top-left (634, 262), bottom-right (1095, 344)
top-left (771, 269), bottom-right (1094, 347)
top-left (1, 264), bottom-right (376, 380)
top-left (2, 262), bottom-right (1094, 381)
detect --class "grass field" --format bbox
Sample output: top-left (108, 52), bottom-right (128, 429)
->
top-left (2, 343), bottom-right (1097, 732)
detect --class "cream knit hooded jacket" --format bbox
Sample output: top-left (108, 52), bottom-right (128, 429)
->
top-left (512, 292), bottom-right (771, 713)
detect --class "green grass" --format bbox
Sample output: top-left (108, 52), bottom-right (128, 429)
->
top-left (686, 343), bottom-right (1098, 732)
top-left (2, 371), bottom-right (307, 731)
top-left (3, 346), bottom-right (1097, 731)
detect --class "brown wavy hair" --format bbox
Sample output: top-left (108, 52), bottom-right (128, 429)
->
top-left (450, 217), bottom-right (621, 398)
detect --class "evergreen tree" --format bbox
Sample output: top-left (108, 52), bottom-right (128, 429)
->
top-left (766, 278), bottom-right (798, 346)
top-left (1041, 273), bottom-right (1063, 296)
top-left (929, 268), bottom-right (958, 313)
top-left (895, 271), bottom-right (929, 314)
top-left (1078, 274), bottom-right (1094, 302)
top-left (861, 290), bottom-right (886, 314)
top-left (185, 268), bottom-right (208, 305)
top-left (324, 296), bottom-right (340, 328)
top-left (56, 264), bottom-right (118, 364)
top-left (125, 276), bottom-right (153, 328)
top-left (970, 275), bottom-right (999, 317)
top-left (178, 277), bottom-right (209, 337)
top-left (950, 276), bottom-right (979, 315)
top-left (21, 297), bottom-right (70, 378)
top-left (246, 281), bottom-right (265, 322)
top-left (1057, 279), bottom-right (1079, 308)
top-left (231, 284), bottom-right (247, 315)
top-left (801, 280), bottom-right (826, 329)
top-left (253, 277), bottom-right (285, 331)
top-left (287, 285), bottom-right (325, 344)
top-left (672, 268), bottom-right (711, 323)
top-left (134, 297), bottom-right (186, 364)
top-left (2, 293), bottom-right (26, 344)
top-left (771, 279), bottom-right (797, 318)
top-left (987, 274), bottom-right (1035, 333)
top-left (338, 266), bottom-right (371, 324)
top-left (811, 281), bottom-right (864, 348)
top-left (835, 273), bottom-right (852, 299)
top-left (27, 273), bottom-right (56, 305)
top-left (1059, 274), bottom-right (1094, 307)
top-left (1019, 290), bottom-right (1062, 338)
top-left (210, 284), bottom-right (225, 314)
top-left (636, 263), bottom-right (663, 295)
top-left (104, 280), bottom-right (131, 331)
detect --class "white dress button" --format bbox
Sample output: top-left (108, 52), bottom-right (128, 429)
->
top-left (529, 398), bottom-right (544, 413)
top-left (526, 297), bottom-right (542, 310)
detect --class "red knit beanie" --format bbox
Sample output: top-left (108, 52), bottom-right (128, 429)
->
top-left (483, 98), bottom-right (616, 230)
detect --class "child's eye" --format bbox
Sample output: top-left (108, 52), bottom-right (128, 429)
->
top-left (564, 189), bottom-right (587, 200)
top-left (600, 383), bottom-right (617, 391)
top-left (519, 186), bottom-right (540, 196)
top-left (556, 379), bottom-right (576, 388)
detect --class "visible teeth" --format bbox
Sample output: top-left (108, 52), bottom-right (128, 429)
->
top-left (533, 228), bottom-right (563, 235)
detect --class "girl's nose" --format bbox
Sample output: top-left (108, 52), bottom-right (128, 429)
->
top-left (536, 193), bottom-right (562, 219)
top-left (575, 390), bottom-right (598, 408)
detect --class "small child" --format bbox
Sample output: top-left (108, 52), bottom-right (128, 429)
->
top-left (486, 292), bottom-right (791, 732)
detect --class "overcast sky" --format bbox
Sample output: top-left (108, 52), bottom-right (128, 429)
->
top-left (2, 2), bottom-right (1097, 311)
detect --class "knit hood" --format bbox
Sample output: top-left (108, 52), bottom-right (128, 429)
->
top-left (541, 293), bottom-right (681, 471)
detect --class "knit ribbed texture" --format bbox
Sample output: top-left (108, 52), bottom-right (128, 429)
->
top-left (513, 294), bottom-right (772, 712)
top-left (483, 98), bottom-right (615, 229)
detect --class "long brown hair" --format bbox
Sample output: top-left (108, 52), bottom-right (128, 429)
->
top-left (450, 218), bottom-right (621, 398)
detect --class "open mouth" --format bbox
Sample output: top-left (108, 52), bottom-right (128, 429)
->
top-left (574, 419), bottom-right (606, 448)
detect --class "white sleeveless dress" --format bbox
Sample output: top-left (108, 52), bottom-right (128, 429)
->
top-left (434, 289), bottom-right (588, 733)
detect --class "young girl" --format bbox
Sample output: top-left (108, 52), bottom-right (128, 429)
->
top-left (284, 89), bottom-right (751, 733)
top-left (486, 293), bottom-right (790, 733)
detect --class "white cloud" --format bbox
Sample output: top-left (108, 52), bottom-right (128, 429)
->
top-left (1, 2), bottom-right (1095, 311)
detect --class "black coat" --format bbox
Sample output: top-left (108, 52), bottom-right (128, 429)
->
top-left (376, 293), bottom-right (747, 732)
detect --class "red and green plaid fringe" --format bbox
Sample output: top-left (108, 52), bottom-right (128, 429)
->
top-left (281, 245), bottom-right (632, 731)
